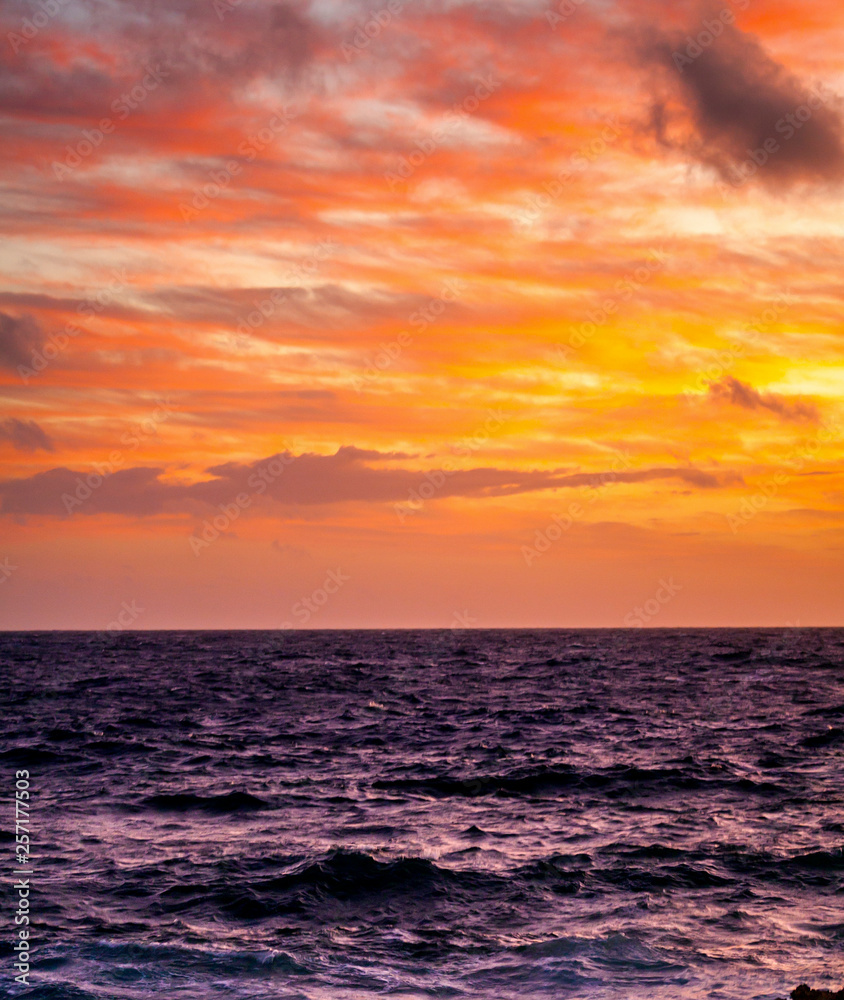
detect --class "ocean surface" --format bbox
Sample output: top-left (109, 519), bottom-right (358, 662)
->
top-left (1, 628), bottom-right (843, 1000)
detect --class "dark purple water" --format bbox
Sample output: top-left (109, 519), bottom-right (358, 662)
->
top-left (2, 628), bottom-right (843, 999)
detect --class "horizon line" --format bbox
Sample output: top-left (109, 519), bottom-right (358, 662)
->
top-left (3, 625), bottom-right (842, 633)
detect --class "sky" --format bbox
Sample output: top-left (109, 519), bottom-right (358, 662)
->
top-left (1, 0), bottom-right (843, 629)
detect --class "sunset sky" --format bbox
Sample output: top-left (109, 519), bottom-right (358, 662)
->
top-left (1, 0), bottom-right (843, 629)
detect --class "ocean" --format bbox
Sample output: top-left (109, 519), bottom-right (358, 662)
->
top-left (2, 628), bottom-right (843, 1000)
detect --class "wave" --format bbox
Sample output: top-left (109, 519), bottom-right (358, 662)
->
top-left (2, 943), bottom-right (311, 1000)
top-left (128, 844), bottom-right (828, 922)
top-left (801, 728), bottom-right (844, 748)
top-left (7, 986), bottom-right (102, 1000)
top-left (264, 849), bottom-right (454, 893)
top-left (515, 930), bottom-right (684, 972)
top-left (142, 791), bottom-right (269, 813)
top-left (137, 849), bottom-right (508, 919)
top-left (74, 940), bottom-right (309, 975)
top-left (806, 703), bottom-right (844, 717)
top-left (372, 764), bottom-right (785, 798)
top-left (786, 848), bottom-right (844, 870)
top-left (0, 746), bottom-right (65, 764)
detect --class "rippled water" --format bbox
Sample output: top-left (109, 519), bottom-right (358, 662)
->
top-left (2, 629), bottom-right (843, 1000)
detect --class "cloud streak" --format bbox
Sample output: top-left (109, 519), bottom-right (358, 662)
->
top-left (708, 377), bottom-right (819, 422)
top-left (0, 447), bottom-right (742, 518)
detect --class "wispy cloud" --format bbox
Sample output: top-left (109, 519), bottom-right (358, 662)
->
top-left (708, 377), bottom-right (819, 423)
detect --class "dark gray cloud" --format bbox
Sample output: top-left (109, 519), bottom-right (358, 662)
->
top-left (0, 312), bottom-right (44, 370)
top-left (0, 418), bottom-right (54, 453)
top-left (0, 0), bottom-right (322, 124)
top-left (0, 467), bottom-right (181, 518)
top-left (0, 59), bottom-right (119, 120)
top-left (708, 376), bottom-right (818, 422)
top-left (0, 446), bottom-right (742, 518)
top-left (641, 19), bottom-right (844, 187)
